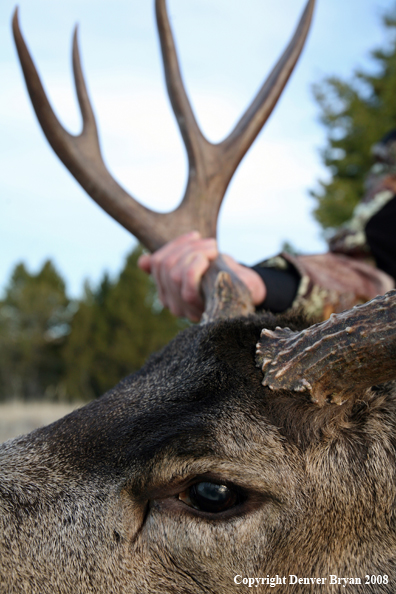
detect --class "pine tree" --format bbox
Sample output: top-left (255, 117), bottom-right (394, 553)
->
top-left (0, 248), bottom-right (188, 402)
top-left (0, 261), bottom-right (71, 400)
top-left (63, 246), bottom-right (188, 400)
top-left (311, 4), bottom-right (396, 230)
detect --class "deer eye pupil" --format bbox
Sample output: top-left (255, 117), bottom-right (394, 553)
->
top-left (179, 481), bottom-right (241, 513)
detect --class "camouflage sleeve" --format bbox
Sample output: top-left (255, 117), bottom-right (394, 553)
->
top-left (328, 188), bottom-right (395, 258)
top-left (252, 168), bottom-right (396, 321)
top-left (252, 252), bottom-right (394, 322)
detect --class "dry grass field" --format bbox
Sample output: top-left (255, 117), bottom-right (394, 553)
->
top-left (0, 401), bottom-right (86, 443)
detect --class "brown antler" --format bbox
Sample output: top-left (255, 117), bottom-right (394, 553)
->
top-left (256, 290), bottom-right (396, 406)
top-left (12, 1), bottom-right (315, 321)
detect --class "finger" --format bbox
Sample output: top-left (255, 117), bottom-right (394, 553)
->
top-left (180, 252), bottom-right (210, 309)
top-left (157, 257), bottom-right (191, 316)
top-left (146, 233), bottom-right (219, 317)
top-left (149, 242), bottom-right (189, 307)
top-left (152, 237), bottom-right (217, 304)
top-left (137, 253), bottom-right (152, 273)
top-left (156, 249), bottom-right (209, 318)
top-left (151, 236), bottom-right (217, 278)
top-left (222, 256), bottom-right (266, 305)
top-left (150, 231), bottom-right (202, 270)
top-left (148, 233), bottom-right (202, 291)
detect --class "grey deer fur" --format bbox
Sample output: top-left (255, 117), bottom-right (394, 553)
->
top-left (2, 312), bottom-right (396, 593)
top-left (3, 0), bottom-right (396, 592)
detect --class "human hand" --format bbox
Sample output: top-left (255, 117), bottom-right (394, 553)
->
top-left (138, 231), bottom-right (266, 321)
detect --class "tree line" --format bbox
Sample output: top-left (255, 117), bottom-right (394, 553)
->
top-left (0, 247), bottom-right (187, 401)
top-left (311, 3), bottom-right (396, 229)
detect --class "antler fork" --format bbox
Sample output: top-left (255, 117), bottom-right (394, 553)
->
top-left (12, 0), bottom-right (315, 321)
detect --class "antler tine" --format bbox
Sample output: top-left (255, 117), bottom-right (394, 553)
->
top-left (154, 0), bottom-right (316, 241)
top-left (155, 0), bottom-right (209, 176)
top-left (154, 0), bottom-right (224, 241)
top-left (72, 27), bottom-right (97, 135)
top-left (220, 0), bottom-right (315, 170)
top-left (12, 8), bottom-right (170, 253)
top-left (12, 8), bottom-right (73, 156)
top-left (256, 290), bottom-right (396, 407)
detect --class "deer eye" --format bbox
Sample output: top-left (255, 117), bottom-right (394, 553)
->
top-left (178, 481), bottom-right (244, 514)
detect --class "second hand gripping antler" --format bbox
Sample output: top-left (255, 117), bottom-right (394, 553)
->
top-left (12, 0), bottom-right (315, 322)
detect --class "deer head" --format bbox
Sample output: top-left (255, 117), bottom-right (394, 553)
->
top-left (4, 1), bottom-right (396, 593)
top-left (3, 302), bottom-right (396, 593)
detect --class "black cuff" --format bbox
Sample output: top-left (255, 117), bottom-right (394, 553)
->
top-left (365, 194), bottom-right (396, 281)
top-left (250, 264), bottom-right (300, 313)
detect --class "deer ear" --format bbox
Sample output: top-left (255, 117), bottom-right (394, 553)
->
top-left (256, 290), bottom-right (396, 407)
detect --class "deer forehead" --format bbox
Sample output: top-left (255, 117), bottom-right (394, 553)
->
top-left (1, 317), bottom-right (300, 500)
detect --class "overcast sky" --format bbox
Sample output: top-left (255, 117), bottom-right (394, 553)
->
top-left (0, 0), bottom-right (393, 297)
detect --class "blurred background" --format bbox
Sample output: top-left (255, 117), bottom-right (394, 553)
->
top-left (0, 0), bottom-right (395, 439)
